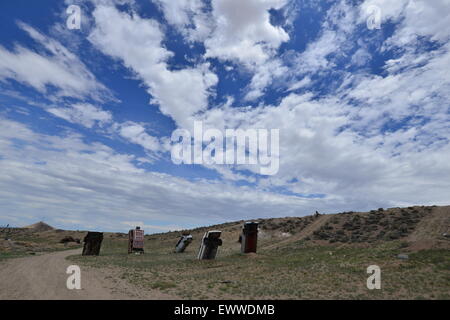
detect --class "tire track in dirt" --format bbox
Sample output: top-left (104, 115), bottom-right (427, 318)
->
top-left (264, 214), bottom-right (333, 250)
top-left (0, 249), bottom-right (178, 300)
top-left (407, 206), bottom-right (450, 250)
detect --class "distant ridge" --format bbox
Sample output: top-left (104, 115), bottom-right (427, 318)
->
top-left (24, 221), bottom-right (54, 232)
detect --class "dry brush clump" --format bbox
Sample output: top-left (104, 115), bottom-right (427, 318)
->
top-left (0, 224), bottom-right (87, 259)
top-left (311, 206), bottom-right (430, 243)
top-left (259, 216), bottom-right (314, 234)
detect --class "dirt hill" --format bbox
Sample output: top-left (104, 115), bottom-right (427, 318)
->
top-left (148, 205), bottom-right (450, 252)
top-left (24, 221), bottom-right (55, 232)
top-left (0, 224), bottom-right (84, 258)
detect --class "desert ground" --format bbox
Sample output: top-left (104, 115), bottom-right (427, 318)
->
top-left (1, 205), bottom-right (449, 299)
top-left (0, 248), bottom-right (175, 299)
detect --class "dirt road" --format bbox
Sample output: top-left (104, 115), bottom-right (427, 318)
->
top-left (0, 249), bottom-right (177, 300)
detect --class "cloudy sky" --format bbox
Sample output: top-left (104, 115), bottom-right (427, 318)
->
top-left (0, 0), bottom-right (449, 233)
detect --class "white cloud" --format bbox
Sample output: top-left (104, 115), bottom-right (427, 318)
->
top-left (346, 42), bottom-right (450, 133)
top-left (201, 84), bottom-right (450, 209)
top-left (47, 103), bottom-right (112, 128)
top-left (203, 0), bottom-right (290, 100)
top-left (205, 0), bottom-right (289, 65)
top-left (46, 104), bottom-right (164, 154)
top-left (88, 4), bottom-right (217, 127)
top-left (351, 47), bottom-right (372, 67)
top-left (360, 0), bottom-right (450, 45)
top-left (288, 1), bottom-right (357, 76)
top-left (286, 77), bottom-right (311, 92)
top-left (244, 58), bottom-right (288, 100)
top-left (242, 0), bottom-right (358, 100)
top-left (301, 30), bottom-right (340, 70)
top-left (0, 116), bottom-right (322, 232)
top-left (81, 0), bottom-right (450, 215)
top-left (117, 122), bottom-right (161, 152)
top-left (153, 0), bottom-right (292, 100)
top-left (0, 22), bottom-right (112, 102)
top-left (152, 0), bottom-right (213, 42)
top-left (2, 0), bottom-right (450, 232)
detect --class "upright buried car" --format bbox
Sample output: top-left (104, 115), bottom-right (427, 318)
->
top-left (198, 230), bottom-right (222, 260)
top-left (128, 226), bottom-right (145, 254)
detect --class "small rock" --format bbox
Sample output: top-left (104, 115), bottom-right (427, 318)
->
top-left (397, 253), bottom-right (409, 260)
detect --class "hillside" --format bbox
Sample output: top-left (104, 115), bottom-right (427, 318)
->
top-left (0, 224), bottom-right (85, 259)
top-left (145, 205), bottom-right (450, 251)
top-left (64, 205), bottom-right (450, 299)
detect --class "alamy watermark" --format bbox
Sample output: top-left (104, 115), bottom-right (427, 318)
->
top-left (66, 265), bottom-right (81, 290)
top-left (171, 121), bottom-right (280, 175)
top-left (365, 5), bottom-right (381, 30)
top-left (66, 5), bottom-right (81, 30)
top-left (366, 265), bottom-right (381, 289)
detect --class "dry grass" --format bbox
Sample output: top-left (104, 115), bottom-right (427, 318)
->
top-left (67, 205), bottom-right (450, 299)
top-left (0, 228), bottom-right (84, 260)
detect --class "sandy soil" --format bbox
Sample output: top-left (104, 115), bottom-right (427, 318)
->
top-left (265, 214), bottom-right (332, 249)
top-left (407, 206), bottom-right (450, 250)
top-left (0, 249), bottom-right (178, 300)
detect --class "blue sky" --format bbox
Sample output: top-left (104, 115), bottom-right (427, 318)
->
top-left (0, 0), bottom-right (449, 233)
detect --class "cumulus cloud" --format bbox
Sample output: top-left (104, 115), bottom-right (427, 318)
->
top-left (88, 4), bottom-right (217, 127)
top-left (204, 0), bottom-right (289, 64)
top-left (205, 0), bottom-right (290, 100)
top-left (152, 0), bottom-right (293, 100)
top-left (346, 42), bottom-right (450, 133)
